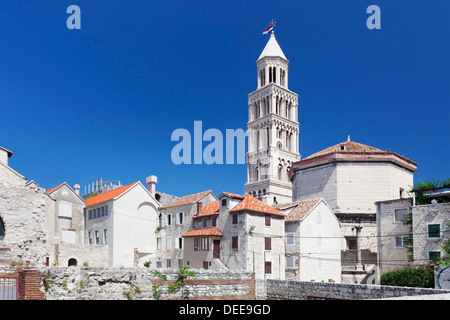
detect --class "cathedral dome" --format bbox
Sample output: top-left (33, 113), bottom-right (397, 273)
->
top-left (304, 139), bottom-right (386, 160)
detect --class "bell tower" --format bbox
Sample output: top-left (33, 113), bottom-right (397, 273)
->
top-left (245, 30), bottom-right (301, 205)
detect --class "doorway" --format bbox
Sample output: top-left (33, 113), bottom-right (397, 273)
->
top-left (213, 240), bottom-right (220, 258)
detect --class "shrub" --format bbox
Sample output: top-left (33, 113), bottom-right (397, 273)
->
top-left (380, 266), bottom-right (434, 288)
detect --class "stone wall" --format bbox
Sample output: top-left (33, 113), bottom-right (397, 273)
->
top-left (0, 184), bottom-right (49, 266)
top-left (260, 279), bottom-right (450, 300)
top-left (39, 267), bottom-right (254, 300)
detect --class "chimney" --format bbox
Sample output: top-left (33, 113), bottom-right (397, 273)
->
top-left (197, 202), bottom-right (203, 215)
top-left (74, 184), bottom-right (80, 196)
top-left (0, 146), bottom-right (13, 167)
top-left (146, 175), bottom-right (157, 197)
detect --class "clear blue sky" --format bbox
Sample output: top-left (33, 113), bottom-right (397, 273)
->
top-left (1, 1), bottom-right (448, 197)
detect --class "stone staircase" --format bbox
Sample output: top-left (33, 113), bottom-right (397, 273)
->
top-left (212, 257), bottom-right (230, 271)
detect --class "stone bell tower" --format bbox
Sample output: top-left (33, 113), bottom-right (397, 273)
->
top-left (245, 31), bottom-right (301, 205)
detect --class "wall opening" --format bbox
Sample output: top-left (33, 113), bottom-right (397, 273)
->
top-left (68, 258), bottom-right (77, 267)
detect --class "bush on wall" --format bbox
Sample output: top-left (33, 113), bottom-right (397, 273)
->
top-left (380, 266), bottom-right (434, 288)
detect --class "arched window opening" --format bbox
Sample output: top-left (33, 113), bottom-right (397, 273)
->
top-left (0, 217), bottom-right (5, 241)
top-left (68, 258), bottom-right (78, 267)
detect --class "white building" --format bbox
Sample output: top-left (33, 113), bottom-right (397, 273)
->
top-left (290, 137), bottom-right (417, 283)
top-left (274, 198), bottom-right (342, 283)
top-left (84, 181), bottom-right (160, 267)
top-left (245, 31), bottom-right (301, 205)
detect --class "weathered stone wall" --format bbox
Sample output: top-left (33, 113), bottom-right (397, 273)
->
top-left (40, 267), bottom-right (254, 300)
top-left (260, 279), bottom-right (450, 300)
top-left (0, 184), bottom-right (49, 266)
top-left (412, 203), bottom-right (450, 265)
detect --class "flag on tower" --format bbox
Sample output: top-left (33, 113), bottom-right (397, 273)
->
top-left (263, 24), bottom-right (274, 35)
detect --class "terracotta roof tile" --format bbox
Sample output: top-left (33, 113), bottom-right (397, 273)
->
top-left (193, 201), bottom-right (219, 218)
top-left (230, 194), bottom-right (286, 217)
top-left (85, 182), bottom-right (138, 207)
top-left (304, 140), bottom-right (385, 160)
top-left (46, 183), bottom-right (65, 194)
top-left (160, 190), bottom-right (214, 209)
top-left (182, 228), bottom-right (222, 238)
top-left (221, 192), bottom-right (244, 199)
top-left (272, 198), bottom-right (322, 222)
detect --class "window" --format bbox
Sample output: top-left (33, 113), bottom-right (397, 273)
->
top-left (317, 258), bottom-right (323, 269)
top-left (103, 229), bottom-right (108, 244)
top-left (166, 259), bottom-right (172, 268)
top-left (175, 237), bottom-right (183, 249)
top-left (0, 218), bottom-right (4, 241)
top-left (157, 237), bottom-right (163, 250)
top-left (194, 238), bottom-right (200, 251)
top-left (100, 207), bottom-right (104, 217)
top-left (429, 251), bottom-right (441, 262)
top-left (104, 205), bottom-right (108, 216)
top-left (62, 230), bottom-right (76, 244)
top-left (178, 259), bottom-right (183, 267)
top-left (286, 256), bottom-right (294, 268)
top-left (428, 224), bottom-right (441, 238)
top-left (317, 213), bottom-right (323, 224)
top-left (156, 261), bottom-right (162, 269)
top-left (317, 234), bottom-right (322, 247)
top-left (265, 261), bottom-right (272, 274)
top-left (88, 232), bottom-right (92, 245)
top-left (232, 236), bottom-right (239, 250)
top-left (395, 209), bottom-right (408, 222)
top-left (265, 215), bottom-right (271, 226)
top-left (265, 237), bottom-right (271, 250)
top-left (286, 233), bottom-right (294, 245)
top-left (95, 231), bottom-right (100, 244)
top-left (166, 214), bottom-right (172, 226)
top-left (395, 236), bottom-right (409, 247)
top-left (346, 237), bottom-right (357, 250)
top-left (59, 201), bottom-right (72, 218)
top-left (212, 216), bottom-right (217, 227)
top-left (201, 238), bottom-right (210, 251)
top-left (221, 198), bottom-right (227, 207)
top-left (88, 210), bottom-right (92, 220)
top-left (177, 212), bottom-right (184, 225)
top-left (232, 213), bottom-right (238, 225)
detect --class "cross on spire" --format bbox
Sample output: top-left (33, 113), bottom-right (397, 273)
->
top-left (269, 19), bottom-right (276, 28)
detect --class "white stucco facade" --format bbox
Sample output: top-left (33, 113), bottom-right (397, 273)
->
top-left (85, 182), bottom-right (160, 267)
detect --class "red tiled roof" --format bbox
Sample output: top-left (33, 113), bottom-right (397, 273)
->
top-left (304, 140), bottom-right (385, 160)
top-left (221, 192), bottom-right (244, 199)
top-left (85, 182), bottom-right (138, 207)
top-left (272, 198), bottom-right (322, 222)
top-left (193, 201), bottom-right (219, 218)
top-left (46, 183), bottom-right (65, 194)
top-left (182, 228), bottom-right (222, 238)
top-left (160, 190), bottom-right (214, 209)
top-left (230, 194), bottom-right (286, 217)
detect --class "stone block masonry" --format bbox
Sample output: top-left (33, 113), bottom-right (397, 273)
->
top-left (38, 267), bottom-right (255, 300)
top-left (259, 279), bottom-right (450, 300)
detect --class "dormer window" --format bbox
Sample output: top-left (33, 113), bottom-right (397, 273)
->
top-left (340, 145), bottom-right (345, 151)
